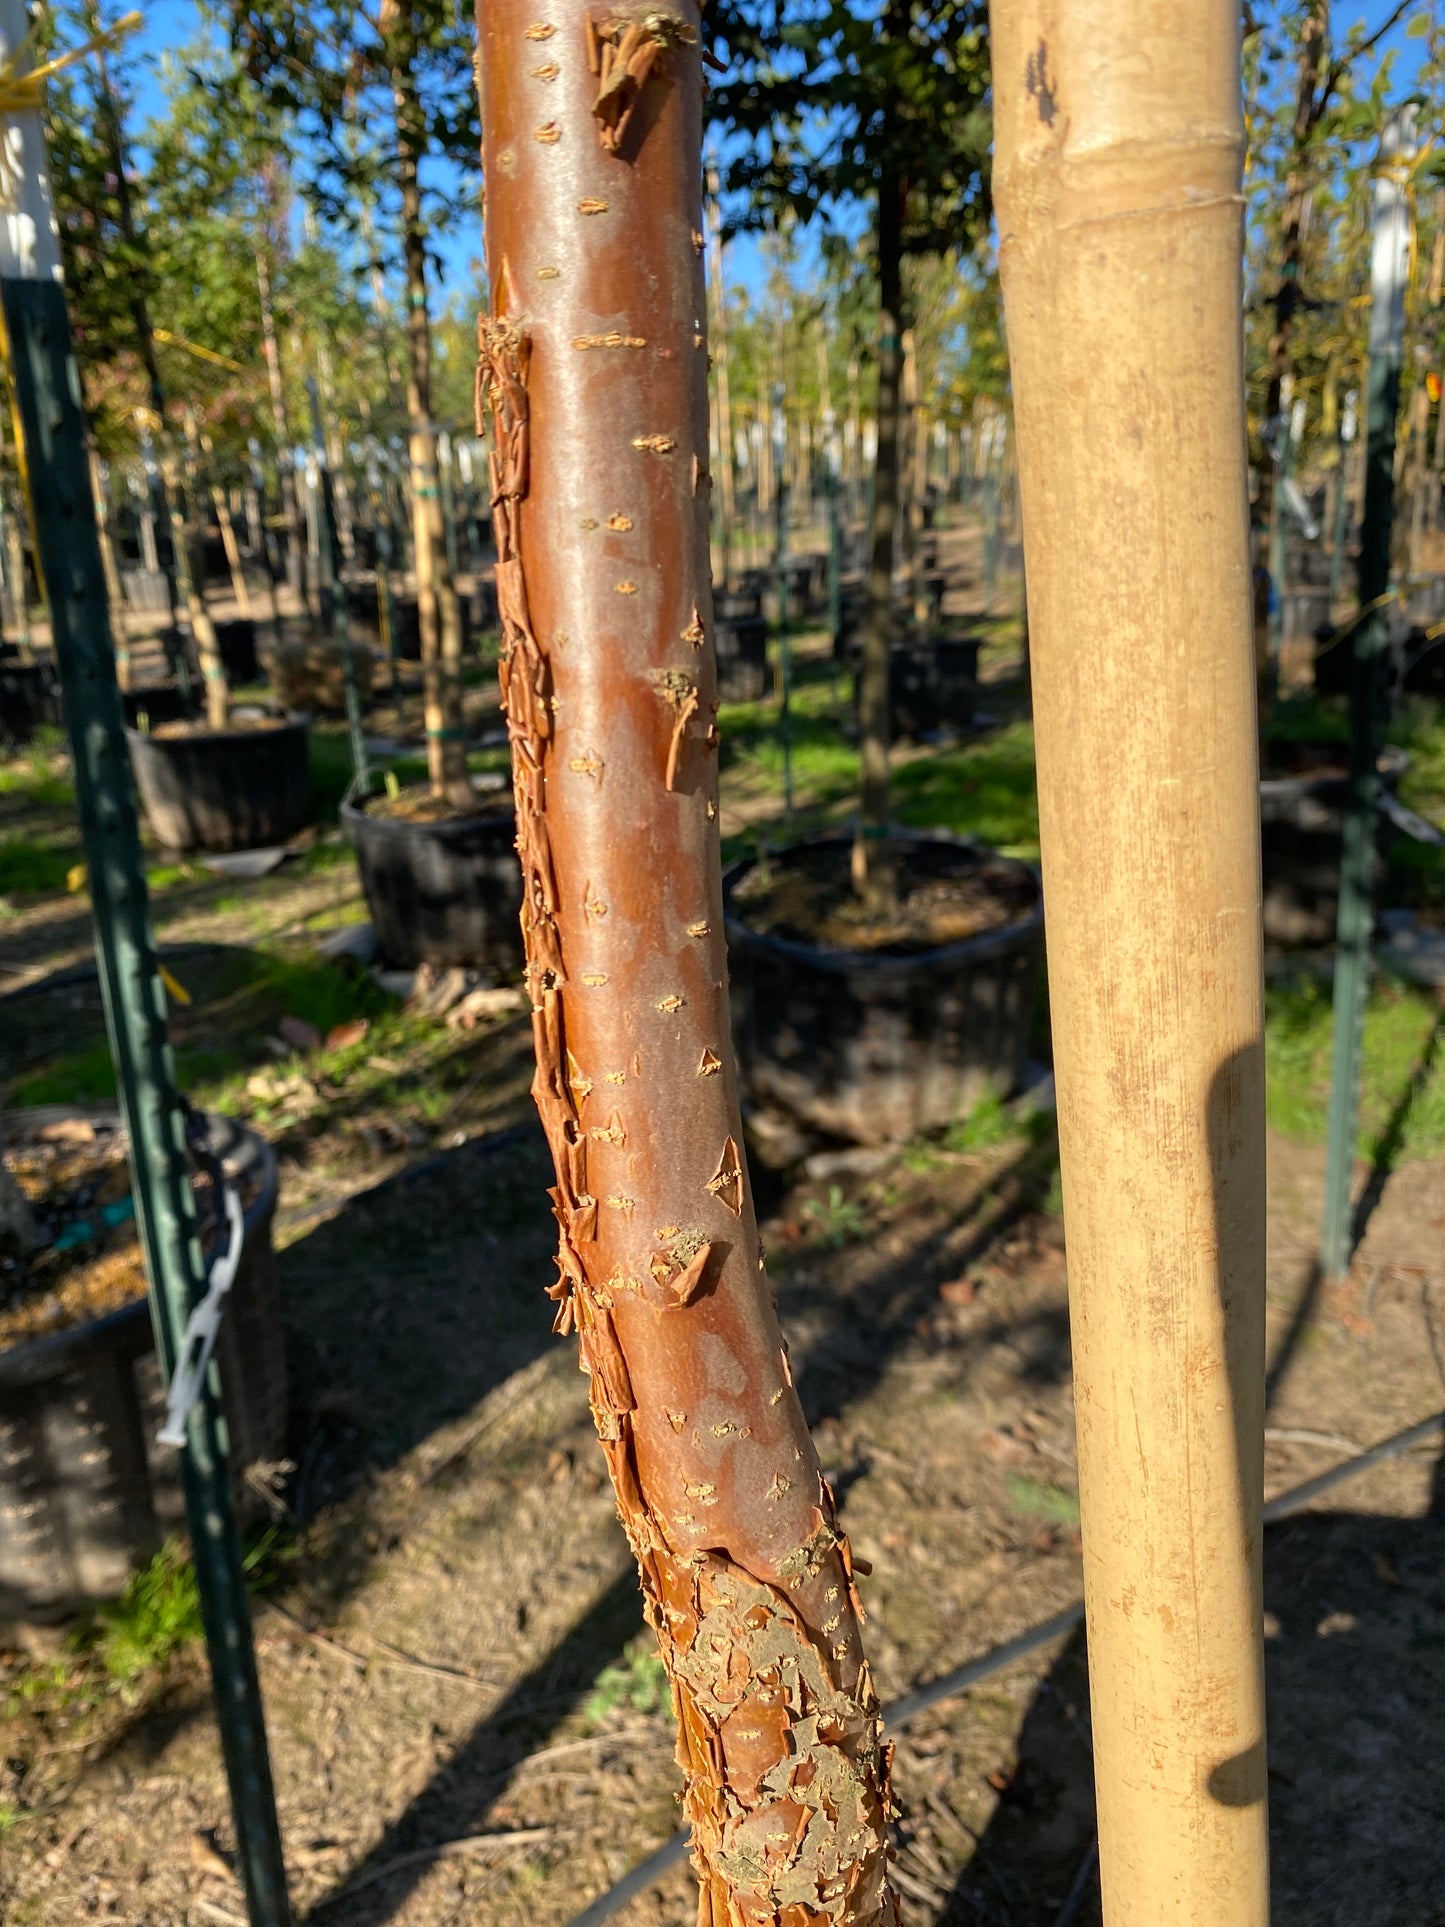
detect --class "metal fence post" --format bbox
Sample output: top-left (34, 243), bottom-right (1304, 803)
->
top-left (1321, 109), bottom-right (1414, 1281)
top-left (0, 12), bottom-right (291, 1919)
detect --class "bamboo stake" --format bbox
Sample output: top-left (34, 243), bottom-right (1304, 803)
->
top-left (993, 8), bottom-right (1269, 1922)
top-left (475, 7), bottom-right (896, 1920)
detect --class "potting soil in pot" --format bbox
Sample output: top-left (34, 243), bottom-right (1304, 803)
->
top-left (732, 842), bottom-right (1037, 954)
top-left (366, 782), bottom-right (502, 826)
top-left (0, 1120), bottom-right (242, 1349)
top-left (147, 713), bottom-right (291, 742)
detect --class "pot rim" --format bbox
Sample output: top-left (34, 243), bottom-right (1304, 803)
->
top-left (0, 1108), bottom-right (277, 1389)
top-left (722, 829), bottom-right (1043, 974)
top-left (1258, 743), bottom-right (1408, 799)
top-left (341, 783), bottom-right (514, 844)
top-left (125, 713), bottom-right (311, 750)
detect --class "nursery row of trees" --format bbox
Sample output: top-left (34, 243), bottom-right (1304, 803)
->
top-left (19, 3), bottom-right (1445, 598)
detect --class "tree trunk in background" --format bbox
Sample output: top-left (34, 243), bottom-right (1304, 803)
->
top-left (995, 5), bottom-right (1269, 1922)
top-left (853, 163), bottom-right (903, 909)
top-left (87, 2), bottom-right (181, 641)
top-left (254, 246), bottom-right (306, 603)
top-left (475, 7), bottom-right (897, 1921)
top-left (195, 420), bottom-right (253, 620)
top-left (87, 438), bottom-right (125, 618)
top-left (163, 450), bottom-right (228, 730)
top-left (390, 15), bottom-right (470, 806)
top-left (1259, 0), bottom-right (1327, 561)
top-left (706, 167), bottom-right (735, 590)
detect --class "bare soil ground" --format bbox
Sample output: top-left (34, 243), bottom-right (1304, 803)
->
top-left (1, 1100), bottom-right (1442, 1927)
top-left (2, 532), bottom-right (1444, 1925)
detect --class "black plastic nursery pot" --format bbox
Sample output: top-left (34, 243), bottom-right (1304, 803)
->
top-left (716, 614), bottom-right (769, 702)
top-left (887, 634), bottom-right (981, 739)
top-left (715, 585), bottom-right (764, 622)
top-left (342, 786), bottom-right (524, 971)
top-left (120, 567), bottom-right (170, 615)
top-left (120, 682), bottom-right (192, 731)
top-left (0, 652), bottom-right (62, 745)
top-left (723, 833), bottom-right (1044, 1146)
top-left (0, 1110), bottom-right (286, 1630)
top-left (208, 616), bottom-right (259, 687)
top-left (1259, 745), bottom-right (1406, 946)
top-left (127, 713), bottom-right (310, 854)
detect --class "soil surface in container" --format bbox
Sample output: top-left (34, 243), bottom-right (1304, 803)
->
top-left (365, 783), bottom-right (506, 827)
top-left (148, 714), bottom-right (290, 742)
top-left (733, 842), bottom-right (1037, 954)
top-left (0, 1120), bottom-right (246, 1348)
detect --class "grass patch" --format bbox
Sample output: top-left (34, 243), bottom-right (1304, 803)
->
top-left (801, 1184), bottom-right (868, 1248)
top-left (941, 1090), bottom-right (1018, 1154)
top-left (306, 728), bottom-right (358, 823)
top-left (95, 1540), bottom-right (205, 1687)
top-left (11, 1040), bottom-right (117, 1106)
top-left (893, 718), bottom-right (1041, 859)
top-left (1266, 971), bottom-right (1445, 1161)
top-left (0, 733), bottom-right (73, 809)
top-left (1005, 1474), bottom-right (1081, 1526)
top-left (0, 835), bottom-right (76, 895)
top-left (584, 1637), bottom-right (671, 1726)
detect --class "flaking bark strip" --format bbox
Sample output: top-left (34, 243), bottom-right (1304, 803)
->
top-left (477, 7), bottom-right (897, 1923)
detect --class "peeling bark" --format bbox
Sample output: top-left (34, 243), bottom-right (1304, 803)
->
top-left (475, 9), bottom-right (897, 1922)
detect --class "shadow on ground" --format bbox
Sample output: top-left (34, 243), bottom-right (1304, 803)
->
top-left (938, 1475), bottom-right (1445, 1926)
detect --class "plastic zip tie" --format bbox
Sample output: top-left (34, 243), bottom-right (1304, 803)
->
top-left (157, 1176), bottom-right (245, 1448)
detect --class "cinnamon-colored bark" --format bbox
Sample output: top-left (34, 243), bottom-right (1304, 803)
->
top-left (474, 9), bottom-right (896, 1922)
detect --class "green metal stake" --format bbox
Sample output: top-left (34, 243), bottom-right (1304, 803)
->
top-left (826, 435), bottom-right (843, 718)
top-left (0, 15), bottom-right (291, 1922)
top-left (366, 451), bottom-right (403, 727)
top-left (1263, 379), bottom-right (1297, 702)
top-left (307, 378), bottom-right (367, 786)
top-left (771, 391), bottom-right (793, 821)
top-left (1329, 388), bottom-right (1358, 612)
top-left (455, 437), bottom-right (485, 635)
top-left (1321, 110), bottom-right (1414, 1282)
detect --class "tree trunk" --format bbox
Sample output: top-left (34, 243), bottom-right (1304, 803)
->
top-left (0, 422), bottom-right (32, 660)
top-left (705, 166), bottom-right (736, 592)
top-left (390, 17), bottom-right (470, 807)
top-left (994, 6), bottom-right (1269, 1923)
top-left (852, 165), bottom-right (903, 909)
top-left (195, 422), bottom-right (253, 620)
top-left (475, 8), bottom-right (896, 1922)
top-left (163, 449), bottom-right (228, 731)
top-left (254, 246), bottom-right (306, 605)
top-left (1259, 0), bottom-right (1328, 568)
top-left (87, 4), bottom-right (182, 643)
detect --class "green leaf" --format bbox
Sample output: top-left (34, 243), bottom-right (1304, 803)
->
top-left (1005, 1475), bottom-right (1081, 1527)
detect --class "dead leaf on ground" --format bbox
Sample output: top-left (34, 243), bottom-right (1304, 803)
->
top-left (446, 984), bottom-right (528, 1030)
top-left (189, 1832), bottom-right (235, 1883)
top-left (325, 1018), bottom-right (370, 1052)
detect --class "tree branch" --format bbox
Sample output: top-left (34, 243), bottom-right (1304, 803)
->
top-left (1314, 0), bottom-right (1418, 130)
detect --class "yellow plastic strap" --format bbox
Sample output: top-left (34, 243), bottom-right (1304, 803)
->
top-left (154, 327), bottom-right (249, 374)
top-left (0, 13), bottom-right (143, 579)
top-left (0, 11), bottom-right (143, 120)
top-left (159, 963), bottom-right (193, 1006)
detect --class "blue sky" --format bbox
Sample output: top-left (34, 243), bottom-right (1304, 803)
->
top-left (108, 0), bottom-right (1433, 314)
